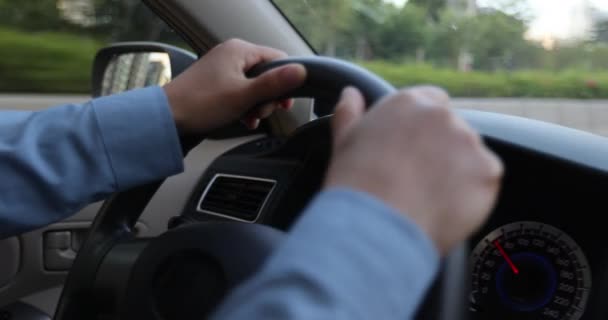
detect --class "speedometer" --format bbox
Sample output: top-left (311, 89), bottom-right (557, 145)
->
top-left (470, 221), bottom-right (591, 320)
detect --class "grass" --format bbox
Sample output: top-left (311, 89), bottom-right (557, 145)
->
top-left (0, 27), bottom-right (102, 93)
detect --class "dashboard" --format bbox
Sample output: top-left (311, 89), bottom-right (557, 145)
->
top-left (176, 111), bottom-right (608, 320)
top-left (469, 140), bottom-right (608, 319)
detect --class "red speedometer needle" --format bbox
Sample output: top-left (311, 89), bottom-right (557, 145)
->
top-left (493, 240), bottom-right (519, 275)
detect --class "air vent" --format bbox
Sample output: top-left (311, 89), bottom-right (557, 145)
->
top-left (197, 174), bottom-right (276, 222)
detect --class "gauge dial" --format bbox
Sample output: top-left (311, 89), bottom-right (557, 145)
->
top-left (470, 221), bottom-right (591, 320)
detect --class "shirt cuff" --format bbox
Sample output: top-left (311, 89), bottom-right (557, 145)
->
top-left (91, 86), bottom-right (184, 190)
top-left (289, 187), bottom-right (440, 318)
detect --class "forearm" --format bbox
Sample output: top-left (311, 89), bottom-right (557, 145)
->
top-left (211, 188), bottom-right (440, 319)
top-left (0, 86), bottom-right (183, 238)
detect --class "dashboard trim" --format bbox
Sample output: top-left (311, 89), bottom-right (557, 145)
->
top-left (460, 109), bottom-right (608, 173)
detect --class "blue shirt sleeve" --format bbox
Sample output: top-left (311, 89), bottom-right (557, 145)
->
top-left (0, 86), bottom-right (183, 238)
top-left (212, 188), bottom-right (440, 320)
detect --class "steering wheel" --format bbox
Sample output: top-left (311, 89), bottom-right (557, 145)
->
top-left (53, 57), bottom-right (469, 320)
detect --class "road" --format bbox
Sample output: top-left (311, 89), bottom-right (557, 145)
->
top-left (452, 98), bottom-right (608, 136)
top-left (2, 94), bottom-right (608, 136)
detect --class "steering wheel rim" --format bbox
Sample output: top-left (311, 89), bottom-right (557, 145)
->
top-left (54, 56), bottom-right (469, 320)
top-left (247, 56), bottom-right (395, 116)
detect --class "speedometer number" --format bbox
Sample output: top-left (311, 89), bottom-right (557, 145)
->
top-left (470, 222), bottom-right (591, 320)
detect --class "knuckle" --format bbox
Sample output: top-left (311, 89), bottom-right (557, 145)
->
top-left (425, 104), bottom-right (452, 121)
top-left (444, 115), bottom-right (479, 147)
top-left (460, 128), bottom-right (481, 147)
top-left (480, 149), bottom-right (504, 181)
top-left (224, 38), bottom-right (245, 49)
top-left (394, 90), bottom-right (417, 105)
top-left (418, 85), bottom-right (450, 101)
top-left (245, 51), bottom-right (259, 65)
top-left (459, 121), bottom-right (481, 144)
top-left (398, 86), bottom-right (450, 109)
top-left (490, 154), bottom-right (505, 178)
top-left (275, 50), bottom-right (289, 59)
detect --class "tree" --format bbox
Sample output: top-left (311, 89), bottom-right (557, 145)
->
top-left (425, 9), bottom-right (472, 67)
top-left (347, 0), bottom-right (391, 59)
top-left (369, 4), bottom-right (429, 60)
top-left (88, 0), bottom-right (180, 43)
top-left (409, 0), bottom-right (446, 22)
top-left (0, 0), bottom-right (67, 30)
top-left (467, 10), bottom-right (529, 70)
top-left (273, 0), bottom-right (354, 55)
top-left (425, 8), bottom-right (531, 70)
top-left (275, 0), bottom-right (431, 60)
top-left (593, 19), bottom-right (608, 43)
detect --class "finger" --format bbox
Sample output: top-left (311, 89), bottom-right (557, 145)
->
top-left (220, 39), bottom-right (288, 71)
top-left (253, 103), bottom-right (279, 119)
top-left (246, 63), bottom-right (306, 104)
top-left (404, 85), bottom-right (450, 108)
top-left (241, 116), bottom-right (261, 130)
top-left (451, 115), bottom-right (482, 147)
top-left (241, 100), bottom-right (289, 130)
top-left (480, 148), bottom-right (504, 183)
top-left (241, 43), bottom-right (289, 70)
top-left (332, 87), bottom-right (365, 146)
top-left (474, 149), bottom-right (504, 218)
top-left (280, 98), bottom-right (294, 110)
top-left (243, 99), bottom-right (291, 125)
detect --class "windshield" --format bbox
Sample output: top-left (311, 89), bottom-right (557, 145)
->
top-left (274, 0), bottom-right (608, 135)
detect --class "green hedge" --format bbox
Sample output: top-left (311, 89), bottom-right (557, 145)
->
top-left (0, 27), bottom-right (101, 93)
top-left (360, 61), bottom-right (608, 99)
top-left (1, 26), bottom-right (608, 98)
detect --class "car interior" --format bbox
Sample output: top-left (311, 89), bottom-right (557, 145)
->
top-left (1, 1), bottom-right (607, 320)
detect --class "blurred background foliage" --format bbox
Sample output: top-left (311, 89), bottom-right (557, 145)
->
top-left (275, 0), bottom-right (608, 98)
top-left (0, 0), bottom-right (607, 97)
top-left (275, 0), bottom-right (608, 70)
top-left (0, 0), bottom-right (185, 93)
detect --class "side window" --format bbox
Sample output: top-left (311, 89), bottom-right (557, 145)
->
top-left (0, 0), bottom-right (190, 96)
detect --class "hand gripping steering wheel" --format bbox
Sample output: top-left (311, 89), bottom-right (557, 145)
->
top-left (53, 57), bottom-right (469, 320)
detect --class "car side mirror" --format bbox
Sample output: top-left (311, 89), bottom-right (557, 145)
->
top-left (91, 42), bottom-right (197, 97)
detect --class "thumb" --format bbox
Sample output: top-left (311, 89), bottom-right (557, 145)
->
top-left (247, 64), bottom-right (306, 103)
top-left (332, 87), bottom-right (365, 146)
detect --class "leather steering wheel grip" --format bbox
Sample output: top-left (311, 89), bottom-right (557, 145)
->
top-left (247, 56), bottom-right (396, 115)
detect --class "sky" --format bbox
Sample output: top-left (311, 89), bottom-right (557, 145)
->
top-left (387, 0), bottom-right (608, 41)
